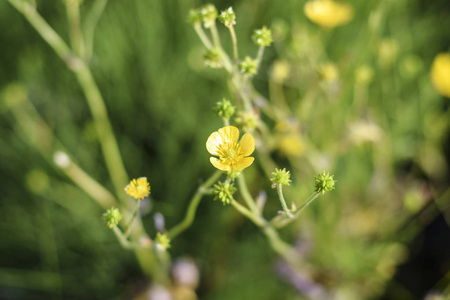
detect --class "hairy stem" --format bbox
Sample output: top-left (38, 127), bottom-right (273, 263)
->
top-left (124, 199), bottom-right (141, 238)
top-left (168, 170), bottom-right (222, 239)
top-left (277, 184), bottom-right (294, 218)
top-left (238, 173), bottom-right (259, 214)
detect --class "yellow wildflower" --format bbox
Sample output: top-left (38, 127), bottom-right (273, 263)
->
top-left (304, 0), bottom-right (353, 28)
top-left (206, 126), bottom-right (255, 171)
top-left (431, 53), bottom-right (450, 98)
top-left (318, 62), bottom-right (338, 82)
top-left (277, 134), bottom-right (305, 157)
top-left (125, 177), bottom-right (151, 199)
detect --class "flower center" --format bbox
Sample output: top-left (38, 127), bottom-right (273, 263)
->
top-left (225, 147), bottom-right (239, 159)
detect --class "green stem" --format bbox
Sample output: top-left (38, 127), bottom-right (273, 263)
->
top-left (272, 192), bottom-right (321, 228)
top-left (124, 199), bottom-right (141, 238)
top-left (65, 0), bottom-right (86, 58)
top-left (210, 23), bottom-right (222, 50)
top-left (237, 173), bottom-right (259, 214)
top-left (84, 0), bottom-right (109, 60)
top-left (7, 0), bottom-right (129, 201)
top-left (228, 26), bottom-right (239, 61)
top-left (256, 46), bottom-right (265, 70)
top-left (7, 1), bottom-right (156, 278)
top-left (231, 199), bottom-right (299, 265)
top-left (112, 226), bottom-right (145, 249)
top-left (277, 184), bottom-right (293, 218)
top-left (7, 0), bottom-right (72, 60)
top-left (294, 192), bottom-right (320, 215)
top-left (74, 64), bottom-right (129, 200)
top-left (194, 23), bottom-right (212, 49)
top-left (63, 160), bottom-right (118, 209)
top-left (167, 170), bottom-right (222, 239)
top-left (231, 200), bottom-right (265, 226)
top-left (262, 226), bottom-right (299, 266)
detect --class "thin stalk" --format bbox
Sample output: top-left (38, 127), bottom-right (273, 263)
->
top-left (124, 199), bottom-right (141, 238)
top-left (210, 23), bottom-right (222, 50)
top-left (262, 226), bottom-right (299, 266)
top-left (256, 46), bottom-right (265, 70)
top-left (294, 192), bottom-right (320, 215)
top-left (228, 25), bottom-right (239, 61)
top-left (237, 173), bottom-right (259, 214)
top-left (231, 200), bottom-right (265, 226)
top-left (74, 64), bottom-right (129, 200)
top-left (272, 192), bottom-right (321, 228)
top-left (10, 99), bottom-right (118, 209)
top-left (7, 1), bottom-right (155, 278)
top-left (7, 0), bottom-right (72, 60)
top-left (63, 162), bottom-right (118, 208)
top-left (7, 0), bottom-right (129, 201)
top-left (277, 184), bottom-right (293, 218)
top-left (194, 23), bottom-right (212, 49)
top-left (65, 0), bottom-right (86, 58)
top-left (113, 227), bottom-right (144, 249)
top-left (168, 170), bottom-right (222, 239)
top-left (84, 0), bottom-right (108, 60)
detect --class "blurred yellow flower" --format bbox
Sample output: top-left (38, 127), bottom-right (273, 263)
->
top-left (278, 134), bottom-right (305, 157)
top-left (318, 62), bottom-right (338, 82)
top-left (431, 53), bottom-right (450, 98)
top-left (125, 177), bottom-right (151, 199)
top-left (206, 126), bottom-right (255, 171)
top-left (304, 0), bottom-right (354, 28)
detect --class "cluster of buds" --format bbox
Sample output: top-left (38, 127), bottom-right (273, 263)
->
top-left (103, 207), bottom-right (122, 228)
top-left (219, 7), bottom-right (236, 27)
top-left (270, 168), bottom-right (292, 187)
top-left (155, 232), bottom-right (171, 250)
top-left (239, 56), bottom-right (258, 75)
top-left (314, 171), bottom-right (336, 194)
top-left (213, 180), bottom-right (237, 205)
top-left (234, 111), bottom-right (258, 132)
top-left (214, 98), bottom-right (235, 119)
top-left (200, 4), bottom-right (218, 28)
top-left (204, 48), bottom-right (222, 68)
top-left (252, 26), bottom-right (273, 47)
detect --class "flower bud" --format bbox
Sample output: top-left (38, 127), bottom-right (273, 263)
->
top-left (204, 48), bottom-right (222, 68)
top-left (314, 171), bottom-right (336, 194)
top-left (103, 207), bottom-right (122, 228)
top-left (252, 26), bottom-right (273, 47)
top-left (187, 8), bottom-right (202, 25)
top-left (201, 4), bottom-right (218, 28)
top-left (239, 56), bottom-right (258, 75)
top-left (219, 7), bottom-right (236, 27)
top-left (213, 181), bottom-right (237, 205)
top-left (214, 98), bottom-right (235, 119)
top-left (270, 168), bottom-right (292, 186)
top-left (155, 232), bottom-right (171, 250)
top-left (234, 111), bottom-right (258, 131)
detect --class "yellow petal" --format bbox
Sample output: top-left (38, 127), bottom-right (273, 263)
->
top-left (232, 157), bottom-right (255, 171)
top-left (431, 53), bottom-right (450, 98)
top-left (210, 157), bottom-right (231, 171)
top-left (218, 126), bottom-right (239, 145)
top-left (206, 132), bottom-right (223, 155)
top-left (239, 133), bottom-right (255, 156)
top-left (304, 0), bottom-right (353, 28)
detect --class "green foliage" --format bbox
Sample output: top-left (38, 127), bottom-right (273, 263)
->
top-left (1, 0), bottom-right (450, 299)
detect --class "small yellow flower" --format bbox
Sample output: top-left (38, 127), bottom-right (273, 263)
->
top-left (124, 177), bottom-right (151, 199)
top-left (431, 53), bottom-right (450, 98)
top-left (206, 126), bottom-right (255, 171)
top-left (277, 134), bottom-right (305, 157)
top-left (304, 0), bottom-right (354, 28)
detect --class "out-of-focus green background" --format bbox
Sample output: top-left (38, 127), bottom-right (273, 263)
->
top-left (1, 0), bottom-right (449, 299)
